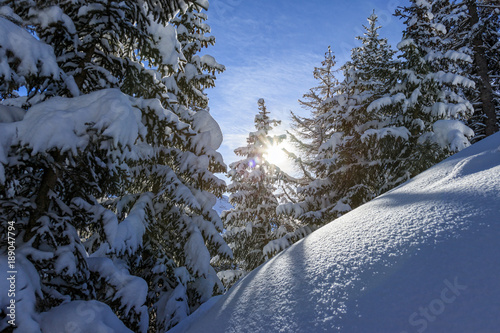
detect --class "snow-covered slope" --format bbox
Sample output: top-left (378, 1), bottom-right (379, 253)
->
top-left (172, 132), bottom-right (500, 333)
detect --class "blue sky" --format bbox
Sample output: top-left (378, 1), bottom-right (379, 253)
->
top-left (204, 0), bottom-right (408, 175)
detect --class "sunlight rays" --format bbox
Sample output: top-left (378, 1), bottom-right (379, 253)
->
top-left (264, 140), bottom-right (294, 172)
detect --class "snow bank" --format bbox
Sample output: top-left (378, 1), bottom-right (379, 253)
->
top-left (172, 132), bottom-right (500, 332)
top-left (39, 300), bottom-right (133, 333)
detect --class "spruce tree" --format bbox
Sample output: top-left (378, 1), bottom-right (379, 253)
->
top-left (218, 99), bottom-right (302, 288)
top-left (282, 13), bottom-right (397, 225)
top-left (443, 0), bottom-right (500, 141)
top-left (368, 0), bottom-right (475, 182)
top-left (170, 6), bottom-right (225, 112)
top-left (277, 46), bottom-right (342, 226)
top-left (287, 46), bottom-right (339, 180)
top-left (0, 1), bottom-right (230, 332)
top-left (319, 11), bottom-right (398, 210)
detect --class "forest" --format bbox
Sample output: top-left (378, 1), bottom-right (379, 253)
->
top-left (0, 0), bottom-right (498, 332)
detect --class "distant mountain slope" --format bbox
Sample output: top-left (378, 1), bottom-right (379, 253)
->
top-left (172, 132), bottom-right (500, 333)
top-left (213, 195), bottom-right (232, 216)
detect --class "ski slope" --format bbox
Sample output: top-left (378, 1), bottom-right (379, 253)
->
top-left (171, 132), bottom-right (500, 333)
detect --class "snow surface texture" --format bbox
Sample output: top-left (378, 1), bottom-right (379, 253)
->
top-left (171, 132), bottom-right (500, 333)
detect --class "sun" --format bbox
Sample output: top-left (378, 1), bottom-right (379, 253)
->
top-left (264, 143), bottom-right (290, 169)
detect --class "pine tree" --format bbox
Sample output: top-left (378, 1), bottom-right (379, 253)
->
top-left (0, 1), bottom-right (230, 332)
top-left (287, 46), bottom-right (339, 180)
top-left (281, 13), bottom-right (397, 225)
top-left (443, 0), bottom-right (500, 141)
top-left (320, 11), bottom-right (398, 210)
top-left (170, 6), bottom-right (225, 112)
top-left (133, 7), bottom-right (230, 331)
top-left (367, 0), bottom-right (475, 183)
top-left (218, 99), bottom-right (303, 288)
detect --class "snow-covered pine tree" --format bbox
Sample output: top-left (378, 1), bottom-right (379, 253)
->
top-left (287, 46), bottom-right (339, 180)
top-left (133, 6), bottom-right (231, 331)
top-left (442, 0), bottom-right (500, 141)
top-left (170, 6), bottom-right (225, 112)
top-left (280, 13), bottom-right (398, 225)
top-left (276, 46), bottom-right (343, 226)
top-left (366, 0), bottom-right (475, 184)
top-left (316, 11), bottom-right (398, 210)
top-left (0, 1), bottom-right (230, 332)
top-left (218, 99), bottom-right (302, 288)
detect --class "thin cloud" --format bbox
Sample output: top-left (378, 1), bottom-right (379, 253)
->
top-left (209, 51), bottom-right (322, 171)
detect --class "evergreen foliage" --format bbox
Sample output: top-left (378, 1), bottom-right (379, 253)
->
top-left (281, 13), bottom-right (397, 225)
top-left (282, 4), bottom-right (475, 228)
top-left (443, 0), bottom-right (500, 141)
top-left (287, 46), bottom-right (339, 181)
top-left (0, 1), bottom-right (229, 331)
top-left (218, 99), bottom-right (309, 288)
top-left (382, 0), bottom-right (474, 167)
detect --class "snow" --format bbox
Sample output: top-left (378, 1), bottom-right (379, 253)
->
top-left (17, 89), bottom-right (145, 156)
top-left (86, 257), bottom-right (148, 329)
top-left (54, 251), bottom-right (77, 276)
top-left (397, 38), bottom-right (415, 50)
top-left (415, 0), bottom-right (432, 9)
top-left (431, 119), bottom-right (474, 151)
top-left (28, 6), bottom-right (76, 34)
top-left (194, 0), bottom-right (209, 9)
top-left (72, 192), bottom-right (152, 257)
top-left (0, 255), bottom-right (41, 332)
top-left (148, 18), bottom-right (183, 70)
top-left (171, 132), bottom-right (500, 332)
top-left (0, 121), bottom-right (18, 183)
top-left (192, 110), bottom-right (223, 150)
top-left (217, 270), bottom-right (244, 287)
top-left (184, 226), bottom-right (211, 277)
top-left (112, 192), bottom-right (152, 255)
top-left (200, 54), bottom-right (218, 68)
top-left (318, 132), bottom-right (344, 154)
top-left (426, 71), bottom-right (475, 89)
top-left (431, 22), bottom-right (447, 34)
top-left (367, 92), bottom-right (405, 112)
top-left (361, 126), bottom-right (410, 142)
top-left (262, 236), bottom-right (291, 257)
top-left (443, 50), bottom-right (472, 63)
top-left (0, 17), bottom-right (60, 79)
top-left (0, 105), bottom-right (25, 123)
top-left (39, 300), bottom-right (134, 333)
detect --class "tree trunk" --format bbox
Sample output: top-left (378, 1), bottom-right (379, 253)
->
top-left (24, 154), bottom-right (63, 242)
top-left (467, 0), bottom-right (499, 136)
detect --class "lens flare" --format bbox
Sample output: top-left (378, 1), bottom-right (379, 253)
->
top-left (264, 144), bottom-right (288, 168)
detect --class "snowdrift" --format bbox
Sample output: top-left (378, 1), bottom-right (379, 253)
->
top-left (172, 132), bottom-right (500, 333)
